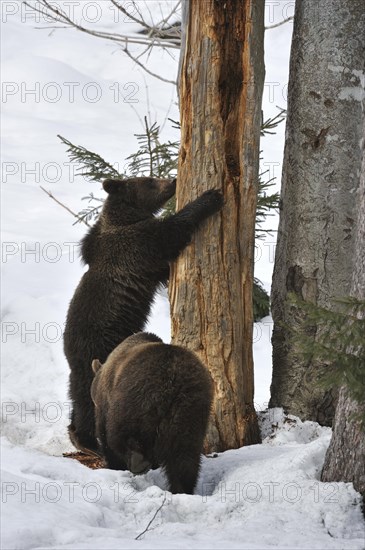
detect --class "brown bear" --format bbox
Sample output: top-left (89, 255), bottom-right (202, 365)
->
top-left (63, 177), bottom-right (222, 454)
top-left (91, 332), bottom-right (213, 494)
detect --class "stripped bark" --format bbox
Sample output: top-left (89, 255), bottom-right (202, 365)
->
top-left (170, 0), bottom-right (265, 452)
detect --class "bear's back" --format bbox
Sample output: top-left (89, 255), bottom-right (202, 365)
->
top-left (106, 343), bottom-right (213, 424)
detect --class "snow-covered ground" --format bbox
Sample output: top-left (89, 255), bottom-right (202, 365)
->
top-left (1, 2), bottom-right (364, 549)
top-left (3, 411), bottom-right (364, 550)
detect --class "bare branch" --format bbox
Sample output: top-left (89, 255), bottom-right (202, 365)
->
top-left (135, 494), bottom-right (167, 540)
top-left (124, 47), bottom-right (177, 85)
top-left (34, 25), bottom-right (70, 30)
top-left (126, 100), bottom-right (145, 129)
top-left (112, 0), bottom-right (181, 43)
top-left (23, 1), bottom-right (180, 49)
top-left (40, 186), bottom-right (91, 227)
top-left (160, 92), bottom-right (177, 133)
top-left (110, 0), bottom-right (151, 31)
top-left (144, 1), bottom-right (156, 33)
top-left (265, 16), bottom-right (294, 30)
top-left (155, 0), bottom-right (182, 30)
top-left (136, 42), bottom-right (154, 61)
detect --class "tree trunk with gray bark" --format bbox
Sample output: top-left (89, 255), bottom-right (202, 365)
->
top-left (270, 0), bottom-right (365, 425)
top-left (321, 123), bottom-right (365, 499)
top-left (169, 0), bottom-right (265, 452)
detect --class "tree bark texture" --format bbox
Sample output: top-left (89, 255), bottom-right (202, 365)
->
top-left (321, 122), bottom-right (365, 499)
top-left (270, 0), bottom-right (365, 425)
top-left (169, 0), bottom-right (265, 452)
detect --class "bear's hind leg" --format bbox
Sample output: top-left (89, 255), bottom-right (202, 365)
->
top-left (68, 414), bottom-right (99, 455)
top-left (69, 372), bottom-right (98, 454)
top-left (103, 446), bottom-right (128, 471)
top-left (164, 449), bottom-right (201, 495)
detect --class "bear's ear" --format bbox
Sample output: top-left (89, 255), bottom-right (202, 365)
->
top-left (103, 179), bottom-right (123, 194)
top-left (92, 358), bottom-right (103, 374)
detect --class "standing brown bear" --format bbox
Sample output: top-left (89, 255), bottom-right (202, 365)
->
top-left (91, 332), bottom-right (213, 494)
top-left (63, 177), bottom-right (222, 454)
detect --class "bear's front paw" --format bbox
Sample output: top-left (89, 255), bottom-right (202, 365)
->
top-left (200, 189), bottom-right (224, 211)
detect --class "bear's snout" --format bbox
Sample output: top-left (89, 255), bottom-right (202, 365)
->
top-left (128, 450), bottom-right (152, 475)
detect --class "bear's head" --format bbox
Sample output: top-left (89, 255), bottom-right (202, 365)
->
top-left (90, 332), bottom-right (162, 405)
top-left (101, 177), bottom-right (176, 226)
top-left (124, 437), bottom-right (152, 475)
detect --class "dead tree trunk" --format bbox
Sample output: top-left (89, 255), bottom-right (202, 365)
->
top-left (270, 0), bottom-right (365, 425)
top-left (321, 123), bottom-right (365, 499)
top-left (169, 0), bottom-right (265, 452)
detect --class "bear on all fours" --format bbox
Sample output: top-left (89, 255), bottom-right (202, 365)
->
top-left (91, 332), bottom-right (214, 494)
top-left (63, 176), bottom-right (223, 454)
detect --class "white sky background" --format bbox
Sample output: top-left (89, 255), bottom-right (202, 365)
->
top-left (2, 2), bottom-right (364, 549)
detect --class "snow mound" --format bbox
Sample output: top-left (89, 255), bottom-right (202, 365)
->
top-left (259, 407), bottom-right (331, 444)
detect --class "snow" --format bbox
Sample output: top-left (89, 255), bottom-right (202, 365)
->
top-left (1, 2), bottom-right (364, 549)
top-left (2, 413), bottom-right (364, 549)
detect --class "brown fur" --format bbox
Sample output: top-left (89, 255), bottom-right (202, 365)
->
top-left (91, 332), bottom-right (213, 494)
top-left (63, 177), bottom-right (223, 453)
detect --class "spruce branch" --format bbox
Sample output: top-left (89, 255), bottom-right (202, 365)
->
top-left (255, 108), bottom-right (286, 239)
top-left (58, 135), bottom-right (122, 182)
top-left (256, 173), bottom-right (280, 237)
top-left (125, 119), bottom-right (178, 178)
top-left (261, 109), bottom-right (286, 136)
top-left (288, 294), bottom-right (365, 422)
top-left (55, 114), bottom-right (281, 319)
top-left (253, 278), bottom-right (270, 321)
top-left (146, 116), bottom-right (154, 176)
